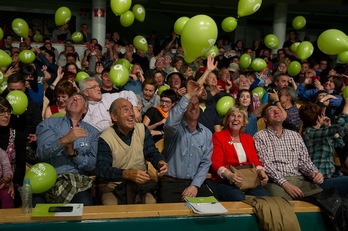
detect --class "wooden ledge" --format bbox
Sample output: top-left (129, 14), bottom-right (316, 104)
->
top-left (0, 201), bottom-right (320, 224)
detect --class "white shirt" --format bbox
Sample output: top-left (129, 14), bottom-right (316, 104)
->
top-left (234, 143), bottom-right (247, 163)
top-left (83, 91), bottom-right (138, 132)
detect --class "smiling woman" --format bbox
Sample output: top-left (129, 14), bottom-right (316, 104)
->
top-left (44, 80), bottom-right (76, 119)
top-left (207, 106), bottom-right (270, 201)
top-left (142, 89), bottom-right (177, 142)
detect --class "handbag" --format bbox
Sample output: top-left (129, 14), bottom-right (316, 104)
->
top-left (229, 164), bottom-right (261, 191)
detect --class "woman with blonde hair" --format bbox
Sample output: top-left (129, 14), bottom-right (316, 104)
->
top-left (208, 106), bottom-right (270, 201)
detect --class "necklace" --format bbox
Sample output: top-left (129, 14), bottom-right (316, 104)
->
top-left (228, 134), bottom-right (239, 145)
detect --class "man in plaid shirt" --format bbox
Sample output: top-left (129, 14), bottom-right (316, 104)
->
top-left (254, 103), bottom-right (324, 200)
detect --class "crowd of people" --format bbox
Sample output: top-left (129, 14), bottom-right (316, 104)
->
top-left (1, 26), bottom-right (348, 209)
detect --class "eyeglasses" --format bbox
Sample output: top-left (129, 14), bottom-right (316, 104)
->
top-left (85, 85), bottom-right (100, 90)
top-left (160, 99), bottom-right (172, 105)
top-left (0, 108), bottom-right (12, 116)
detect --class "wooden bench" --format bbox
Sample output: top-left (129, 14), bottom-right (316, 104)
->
top-left (0, 201), bottom-right (326, 231)
top-left (0, 201), bottom-right (321, 224)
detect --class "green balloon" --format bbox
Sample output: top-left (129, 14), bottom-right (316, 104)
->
top-left (75, 71), bottom-right (90, 83)
top-left (0, 78), bottom-right (7, 94)
top-left (120, 11), bottom-right (135, 27)
top-left (251, 58), bottom-right (267, 71)
top-left (0, 28), bottom-right (3, 40)
top-left (181, 15), bottom-right (218, 63)
top-left (317, 29), bottom-right (348, 55)
top-left (238, 0), bottom-right (262, 17)
top-left (216, 96), bottom-right (235, 116)
top-left (297, 41), bottom-right (314, 61)
top-left (71, 31), bottom-right (83, 43)
top-left (24, 163), bottom-right (57, 194)
top-left (343, 86), bottom-right (348, 99)
top-left (0, 50), bottom-right (12, 67)
top-left (33, 34), bottom-right (43, 43)
top-left (133, 35), bottom-right (148, 52)
top-left (132, 4), bottom-right (145, 22)
top-left (12, 18), bottom-right (29, 38)
top-left (221, 17), bottom-right (238, 33)
top-left (111, 0), bottom-right (132, 16)
top-left (204, 45), bottom-right (219, 58)
top-left (109, 64), bottom-right (129, 87)
top-left (290, 42), bottom-right (300, 53)
top-left (292, 16), bottom-right (306, 30)
top-left (157, 85), bottom-right (170, 96)
top-left (287, 61), bottom-right (301, 76)
top-left (19, 50), bottom-right (36, 64)
top-left (55, 6), bottom-right (71, 26)
top-left (239, 53), bottom-right (251, 70)
top-left (338, 51), bottom-right (348, 63)
top-left (264, 34), bottom-right (279, 49)
top-left (174, 16), bottom-right (190, 35)
top-left (6, 90), bottom-right (28, 115)
top-left (251, 87), bottom-right (266, 99)
top-left (115, 58), bottom-right (131, 71)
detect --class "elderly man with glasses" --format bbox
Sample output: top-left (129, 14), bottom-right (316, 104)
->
top-left (79, 77), bottom-right (141, 131)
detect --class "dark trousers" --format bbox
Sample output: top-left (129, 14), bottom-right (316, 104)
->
top-left (320, 175), bottom-right (348, 194)
top-left (207, 180), bottom-right (271, 201)
top-left (157, 176), bottom-right (213, 203)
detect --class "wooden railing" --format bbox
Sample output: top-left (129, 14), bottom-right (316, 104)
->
top-left (0, 201), bottom-right (320, 224)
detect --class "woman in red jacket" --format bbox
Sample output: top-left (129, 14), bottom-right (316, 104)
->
top-left (208, 106), bottom-right (270, 201)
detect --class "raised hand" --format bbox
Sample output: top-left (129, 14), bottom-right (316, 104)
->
top-left (186, 80), bottom-right (202, 98)
top-left (206, 55), bottom-right (218, 71)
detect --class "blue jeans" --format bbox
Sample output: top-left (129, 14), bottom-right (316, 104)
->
top-left (32, 190), bottom-right (94, 207)
top-left (319, 175), bottom-right (348, 194)
top-left (207, 181), bottom-right (271, 201)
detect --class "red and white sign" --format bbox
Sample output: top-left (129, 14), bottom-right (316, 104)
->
top-left (94, 8), bottom-right (105, 17)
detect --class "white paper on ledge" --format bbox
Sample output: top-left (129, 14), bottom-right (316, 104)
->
top-left (185, 196), bottom-right (228, 214)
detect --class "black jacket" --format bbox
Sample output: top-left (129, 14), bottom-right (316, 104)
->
top-left (303, 189), bottom-right (348, 231)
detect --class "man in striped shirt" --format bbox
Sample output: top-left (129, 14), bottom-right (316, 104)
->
top-left (254, 103), bottom-right (323, 200)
